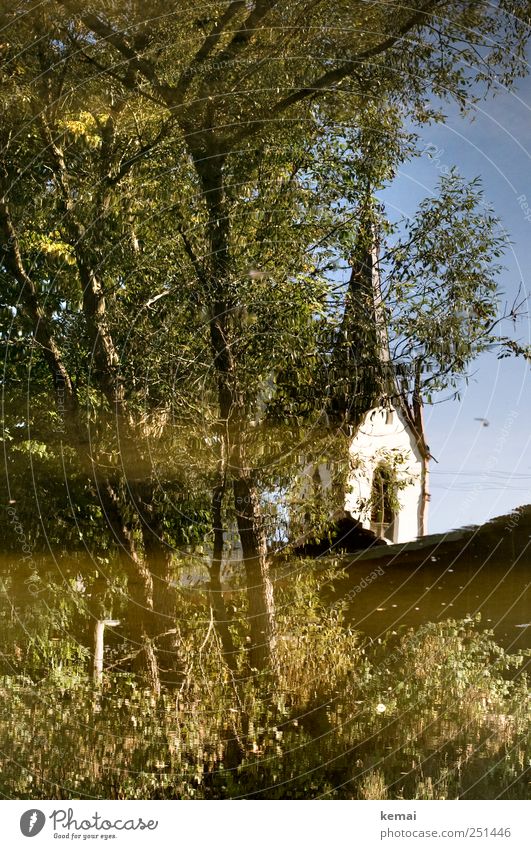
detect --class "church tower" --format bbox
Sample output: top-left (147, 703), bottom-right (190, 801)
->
top-left (344, 199), bottom-right (429, 542)
top-left (330, 196), bottom-right (391, 427)
top-left (303, 195), bottom-right (430, 545)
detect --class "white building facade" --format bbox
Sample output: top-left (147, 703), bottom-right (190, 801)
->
top-left (308, 402), bottom-right (428, 545)
top-left (345, 404), bottom-right (427, 543)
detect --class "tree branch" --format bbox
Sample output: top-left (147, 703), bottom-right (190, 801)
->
top-left (60, 1), bottom-right (177, 107)
top-left (268, 0), bottom-right (442, 119)
top-left (208, 0), bottom-right (279, 67)
top-left (0, 194), bottom-right (77, 418)
top-left (35, 113), bottom-right (125, 412)
top-left (175, 1), bottom-right (247, 96)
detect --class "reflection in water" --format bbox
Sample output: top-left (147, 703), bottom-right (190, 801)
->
top-left (337, 556), bottom-right (530, 651)
top-left (0, 508), bottom-right (529, 800)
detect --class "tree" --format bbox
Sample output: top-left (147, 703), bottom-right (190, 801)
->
top-left (1, 0), bottom-right (530, 680)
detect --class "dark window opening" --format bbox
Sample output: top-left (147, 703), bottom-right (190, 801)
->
top-left (370, 464), bottom-right (396, 542)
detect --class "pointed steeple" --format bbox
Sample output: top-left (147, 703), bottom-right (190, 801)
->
top-left (329, 190), bottom-right (392, 424)
top-left (346, 196), bottom-right (390, 364)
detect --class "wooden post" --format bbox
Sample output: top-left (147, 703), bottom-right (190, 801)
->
top-left (93, 619), bottom-right (121, 685)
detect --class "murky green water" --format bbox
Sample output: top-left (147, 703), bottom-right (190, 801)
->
top-left (334, 554), bottom-right (530, 650)
top-left (1, 542), bottom-right (529, 652)
top-left (0, 543), bottom-right (529, 800)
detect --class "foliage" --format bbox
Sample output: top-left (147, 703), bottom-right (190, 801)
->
top-left (1, 0), bottom-right (529, 567)
top-left (0, 566), bottom-right (528, 800)
top-left (384, 172), bottom-right (513, 399)
top-left (1, 0), bottom-right (531, 763)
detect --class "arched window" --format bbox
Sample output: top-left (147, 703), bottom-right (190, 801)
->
top-left (370, 464), bottom-right (396, 542)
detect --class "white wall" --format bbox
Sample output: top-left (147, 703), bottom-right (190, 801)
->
top-left (344, 405), bottom-right (424, 543)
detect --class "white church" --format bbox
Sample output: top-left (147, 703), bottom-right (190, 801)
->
top-left (300, 214), bottom-right (430, 546)
top-left (308, 402), bottom-right (429, 544)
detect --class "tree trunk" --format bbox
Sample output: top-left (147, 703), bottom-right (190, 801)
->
top-left (193, 150), bottom-right (277, 674)
top-left (209, 478), bottom-right (238, 671)
top-left (233, 475), bottom-right (276, 673)
top-left (139, 514), bottom-right (182, 687)
top-left (101, 482), bottom-right (161, 695)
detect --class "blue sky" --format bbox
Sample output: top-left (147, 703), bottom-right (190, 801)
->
top-left (382, 72), bottom-right (531, 533)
